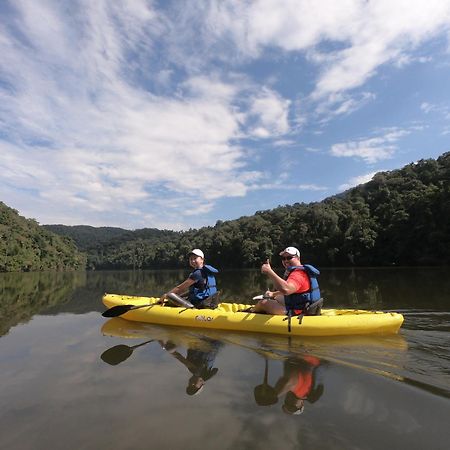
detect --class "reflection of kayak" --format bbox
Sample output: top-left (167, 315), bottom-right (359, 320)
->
top-left (102, 294), bottom-right (404, 336)
top-left (102, 318), bottom-right (220, 351)
top-left (101, 318), bottom-right (408, 385)
top-left (101, 317), bottom-right (408, 351)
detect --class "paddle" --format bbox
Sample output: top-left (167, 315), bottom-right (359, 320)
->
top-left (100, 339), bottom-right (154, 365)
top-left (101, 293), bottom-right (194, 318)
top-left (254, 357), bottom-right (278, 406)
top-left (102, 303), bottom-right (155, 317)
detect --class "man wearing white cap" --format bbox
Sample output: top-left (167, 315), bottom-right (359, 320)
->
top-left (252, 246), bottom-right (321, 315)
top-left (159, 249), bottom-right (219, 308)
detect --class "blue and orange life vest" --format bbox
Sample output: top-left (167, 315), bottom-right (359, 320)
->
top-left (189, 264), bottom-right (218, 305)
top-left (283, 265), bottom-right (321, 312)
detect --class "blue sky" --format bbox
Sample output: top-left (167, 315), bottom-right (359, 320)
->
top-left (1, 0), bottom-right (450, 230)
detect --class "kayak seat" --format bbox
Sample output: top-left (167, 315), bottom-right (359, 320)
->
top-left (305, 298), bottom-right (323, 316)
top-left (198, 291), bottom-right (221, 309)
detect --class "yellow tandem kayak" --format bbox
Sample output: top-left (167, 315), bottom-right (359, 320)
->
top-left (102, 293), bottom-right (404, 337)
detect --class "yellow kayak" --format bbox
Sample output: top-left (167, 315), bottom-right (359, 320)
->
top-left (102, 293), bottom-right (404, 336)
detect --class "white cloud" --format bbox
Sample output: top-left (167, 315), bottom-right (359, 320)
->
top-left (273, 139), bottom-right (296, 147)
top-left (1, 0), bottom-right (450, 229)
top-left (249, 182), bottom-right (326, 192)
top-left (314, 91), bottom-right (376, 121)
top-left (339, 172), bottom-right (378, 191)
top-left (310, 0), bottom-right (450, 98)
top-left (1, 1), bottom-right (291, 228)
top-left (421, 102), bottom-right (450, 120)
top-left (247, 88), bottom-right (291, 138)
top-left (199, 0), bottom-right (450, 99)
top-left (168, 0), bottom-right (450, 125)
top-left (330, 128), bottom-right (411, 163)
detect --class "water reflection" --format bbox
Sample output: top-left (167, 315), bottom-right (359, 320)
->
top-left (101, 320), bottom-right (284, 406)
top-left (101, 319), bottom-right (223, 396)
top-left (0, 271), bottom-right (86, 336)
top-left (253, 355), bottom-right (324, 416)
top-left (100, 318), bottom-right (413, 414)
top-left (1, 269), bottom-right (449, 450)
top-left (275, 355), bottom-right (324, 415)
top-left (100, 339), bottom-right (155, 365)
top-left (158, 338), bottom-right (222, 396)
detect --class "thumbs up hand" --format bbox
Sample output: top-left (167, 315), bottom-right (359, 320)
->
top-left (261, 258), bottom-right (271, 275)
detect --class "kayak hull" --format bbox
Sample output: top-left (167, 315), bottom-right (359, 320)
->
top-left (102, 294), bottom-right (404, 337)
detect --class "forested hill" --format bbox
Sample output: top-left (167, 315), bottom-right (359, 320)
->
top-left (2, 152), bottom-right (449, 272)
top-left (0, 202), bottom-right (86, 272)
top-left (47, 151), bottom-right (450, 269)
top-left (43, 225), bottom-right (130, 250)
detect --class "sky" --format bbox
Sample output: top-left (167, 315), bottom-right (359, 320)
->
top-left (1, 0), bottom-right (450, 231)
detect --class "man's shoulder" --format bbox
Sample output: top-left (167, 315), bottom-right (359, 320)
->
top-left (290, 268), bottom-right (309, 278)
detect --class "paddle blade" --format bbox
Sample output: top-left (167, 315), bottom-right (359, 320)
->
top-left (102, 304), bottom-right (134, 317)
top-left (100, 345), bottom-right (133, 365)
top-left (254, 384), bottom-right (278, 406)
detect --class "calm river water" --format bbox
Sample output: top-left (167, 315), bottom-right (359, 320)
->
top-left (0, 268), bottom-right (449, 450)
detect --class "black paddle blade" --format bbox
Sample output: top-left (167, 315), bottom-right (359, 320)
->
top-left (100, 345), bottom-right (133, 365)
top-left (254, 358), bottom-right (277, 406)
top-left (102, 304), bottom-right (134, 317)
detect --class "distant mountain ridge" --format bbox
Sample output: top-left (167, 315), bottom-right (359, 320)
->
top-left (43, 225), bottom-right (130, 250)
top-left (2, 151), bottom-right (449, 271)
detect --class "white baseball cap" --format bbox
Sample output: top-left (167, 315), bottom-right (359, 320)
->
top-left (279, 246), bottom-right (300, 258)
top-left (189, 248), bottom-right (204, 258)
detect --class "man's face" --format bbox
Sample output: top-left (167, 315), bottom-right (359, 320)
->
top-left (281, 254), bottom-right (299, 267)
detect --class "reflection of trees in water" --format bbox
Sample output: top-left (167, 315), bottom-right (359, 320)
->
top-left (85, 269), bottom-right (270, 304)
top-left (0, 271), bottom-right (86, 336)
top-left (85, 269), bottom-right (186, 295)
top-left (323, 267), bottom-right (450, 309)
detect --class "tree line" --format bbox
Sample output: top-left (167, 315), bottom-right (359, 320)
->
top-left (1, 152), bottom-right (448, 272)
top-left (42, 151), bottom-right (450, 269)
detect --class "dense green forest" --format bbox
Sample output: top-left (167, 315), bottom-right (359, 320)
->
top-left (43, 151), bottom-right (450, 269)
top-left (0, 202), bottom-right (86, 272)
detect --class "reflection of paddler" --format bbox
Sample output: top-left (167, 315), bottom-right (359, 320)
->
top-left (275, 355), bottom-right (323, 415)
top-left (159, 338), bottom-right (222, 396)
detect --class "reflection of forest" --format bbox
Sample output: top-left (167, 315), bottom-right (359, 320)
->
top-left (0, 271), bottom-right (86, 336)
top-left (323, 267), bottom-right (450, 310)
top-left (1, 267), bottom-right (448, 337)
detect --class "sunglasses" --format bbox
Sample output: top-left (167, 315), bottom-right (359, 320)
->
top-left (281, 255), bottom-right (295, 261)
